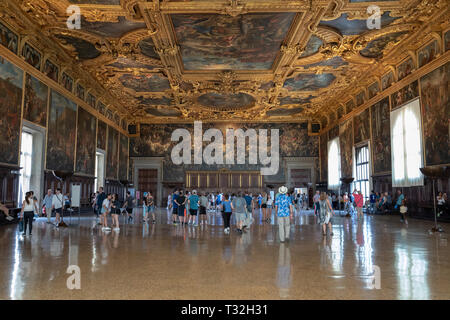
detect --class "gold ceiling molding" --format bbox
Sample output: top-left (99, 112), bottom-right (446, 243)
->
top-left (3, 0), bottom-right (447, 124)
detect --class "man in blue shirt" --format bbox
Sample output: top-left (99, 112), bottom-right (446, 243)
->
top-left (244, 192), bottom-right (253, 213)
top-left (275, 186), bottom-right (293, 243)
top-left (395, 190), bottom-right (404, 211)
top-left (172, 190), bottom-right (179, 225)
top-left (188, 190), bottom-right (199, 226)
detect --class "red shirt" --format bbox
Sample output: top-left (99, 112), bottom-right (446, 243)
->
top-left (353, 193), bottom-right (364, 208)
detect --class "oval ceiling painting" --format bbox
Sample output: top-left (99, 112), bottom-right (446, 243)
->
top-left (360, 31), bottom-right (408, 59)
top-left (197, 92), bottom-right (255, 110)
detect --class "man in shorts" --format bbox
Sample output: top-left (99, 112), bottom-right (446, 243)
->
top-left (188, 190), bottom-right (199, 226)
top-left (199, 192), bottom-right (208, 226)
top-left (175, 190), bottom-right (187, 226)
top-left (172, 190), bottom-right (179, 225)
top-left (232, 192), bottom-right (248, 234)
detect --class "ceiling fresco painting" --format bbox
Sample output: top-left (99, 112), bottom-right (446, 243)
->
top-left (0, 0), bottom-right (446, 126)
top-left (283, 73), bottom-right (336, 91)
top-left (319, 12), bottom-right (399, 36)
top-left (55, 35), bottom-right (101, 60)
top-left (80, 16), bottom-right (146, 39)
top-left (119, 73), bottom-right (171, 92)
top-left (171, 13), bottom-right (296, 70)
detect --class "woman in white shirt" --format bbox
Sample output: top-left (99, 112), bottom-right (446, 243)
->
top-left (20, 191), bottom-right (38, 236)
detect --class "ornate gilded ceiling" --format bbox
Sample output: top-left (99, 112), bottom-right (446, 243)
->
top-left (2, 0), bottom-right (448, 127)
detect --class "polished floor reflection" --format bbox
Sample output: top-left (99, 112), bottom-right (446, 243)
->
top-left (0, 208), bottom-right (449, 300)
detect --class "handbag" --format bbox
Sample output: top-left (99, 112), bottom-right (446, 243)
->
top-left (18, 219), bottom-right (24, 232)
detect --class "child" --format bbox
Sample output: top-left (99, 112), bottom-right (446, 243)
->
top-left (399, 199), bottom-right (408, 225)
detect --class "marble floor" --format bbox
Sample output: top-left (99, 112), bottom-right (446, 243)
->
top-left (0, 208), bottom-right (449, 300)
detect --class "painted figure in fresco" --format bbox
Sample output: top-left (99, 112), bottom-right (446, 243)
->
top-left (0, 23), bottom-right (18, 53)
top-left (22, 44), bottom-right (41, 70)
top-left (44, 60), bottom-right (58, 82)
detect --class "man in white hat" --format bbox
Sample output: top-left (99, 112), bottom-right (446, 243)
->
top-left (275, 186), bottom-right (294, 243)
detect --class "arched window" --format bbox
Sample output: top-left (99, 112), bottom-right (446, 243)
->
top-left (390, 98), bottom-right (424, 187)
top-left (327, 137), bottom-right (341, 190)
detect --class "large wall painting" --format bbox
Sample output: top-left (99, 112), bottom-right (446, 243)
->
top-left (397, 57), bottom-right (415, 81)
top-left (43, 59), bottom-right (59, 82)
top-left (23, 73), bottom-right (48, 127)
top-left (171, 13), bottom-right (295, 70)
top-left (0, 57), bottom-right (23, 165)
top-left (319, 132), bottom-right (328, 182)
top-left (420, 62), bottom-right (450, 166)
top-left (131, 123), bottom-right (317, 182)
top-left (21, 43), bottom-right (41, 70)
top-left (370, 97), bottom-right (391, 173)
top-left (97, 120), bottom-right (107, 150)
top-left (119, 133), bottom-right (129, 181)
top-left (0, 21), bottom-right (18, 54)
top-left (46, 90), bottom-right (77, 171)
top-left (418, 40), bottom-right (439, 68)
top-left (106, 125), bottom-right (119, 179)
top-left (75, 107), bottom-right (97, 175)
top-left (353, 108), bottom-right (370, 144)
top-left (339, 119), bottom-right (353, 178)
top-left (391, 80), bottom-right (418, 110)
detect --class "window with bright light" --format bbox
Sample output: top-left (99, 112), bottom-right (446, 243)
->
top-left (352, 145), bottom-right (370, 202)
top-left (328, 137), bottom-right (341, 190)
top-left (390, 98), bottom-right (424, 187)
top-left (18, 131), bottom-right (33, 206)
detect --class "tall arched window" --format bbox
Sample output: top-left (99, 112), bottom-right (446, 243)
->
top-left (390, 98), bottom-right (424, 187)
top-left (328, 137), bottom-right (341, 190)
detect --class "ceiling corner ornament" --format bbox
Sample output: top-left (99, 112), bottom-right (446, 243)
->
top-left (221, 0), bottom-right (248, 17)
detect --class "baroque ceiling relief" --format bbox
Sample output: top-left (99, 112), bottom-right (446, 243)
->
top-left (2, 0), bottom-right (449, 127)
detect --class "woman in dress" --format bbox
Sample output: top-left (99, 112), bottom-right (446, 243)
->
top-left (318, 192), bottom-right (334, 236)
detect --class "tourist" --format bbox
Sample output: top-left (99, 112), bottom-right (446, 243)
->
top-left (244, 191), bottom-right (253, 214)
top-left (221, 194), bottom-right (233, 234)
top-left (123, 191), bottom-right (135, 223)
top-left (353, 190), bottom-right (364, 220)
top-left (147, 191), bottom-right (156, 224)
top-left (20, 191), bottom-right (37, 236)
top-left (0, 202), bottom-right (14, 221)
top-left (110, 193), bottom-right (121, 232)
top-left (296, 193), bottom-right (302, 212)
top-left (101, 193), bottom-right (112, 232)
top-left (172, 190), bottom-right (179, 225)
top-left (42, 189), bottom-right (53, 223)
top-left (275, 186), bottom-right (293, 243)
top-left (96, 187), bottom-right (106, 224)
top-left (167, 193), bottom-right (172, 210)
top-left (261, 191), bottom-right (269, 223)
top-left (318, 192), bottom-right (334, 237)
top-left (437, 192), bottom-right (445, 217)
top-left (395, 190), bottom-right (404, 212)
top-left (29, 191), bottom-right (39, 219)
top-left (188, 190), bottom-right (199, 226)
top-left (52, 188), bottom-right (64, 226)
top-left (91, 192), bottom-right (98, 216)
top-left (266, 194), bottom-right (273, 222)
top-left (199, 192), bottom-right (208, 226)
top-left (175, 190), bottom-right (187, 226)
top-left (232, 191), bottom-right (247, 233)
top-left (142, 192), bottom-right (148, 222)
top-left (399, 199), bottom-right (408, 225)
top-left (313, 190), bottom-right (320, 215)
top-left (369, 190), bottom-right (376, 214)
